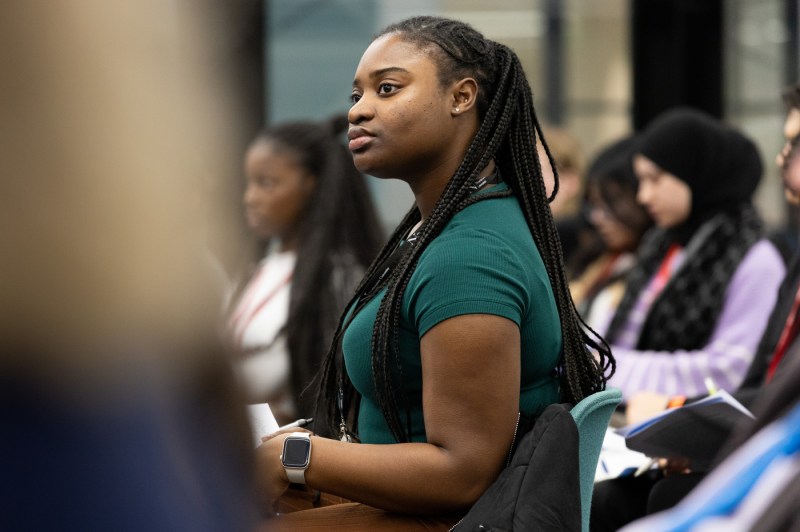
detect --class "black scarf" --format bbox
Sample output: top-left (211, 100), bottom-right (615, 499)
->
top-left (605, 203), bottom-right (764, 352)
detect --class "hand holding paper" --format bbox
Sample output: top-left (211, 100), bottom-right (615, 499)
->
top-left (616, 390), bottom-right (755, 471)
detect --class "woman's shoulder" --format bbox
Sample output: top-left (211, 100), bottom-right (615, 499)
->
top-left (429, 215), bottom-right (534, 265)
top-left (736, 238), bottom-right (787, 276)
top-left (441, 192), bottom-right (528, 242)
top-left (416, 204), bottom-right (544, 286)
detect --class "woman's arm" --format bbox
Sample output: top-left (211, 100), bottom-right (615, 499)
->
top-left (609, 240), bottom-right (786, 400)
top-left (255, 313), bottom-right (521, 514)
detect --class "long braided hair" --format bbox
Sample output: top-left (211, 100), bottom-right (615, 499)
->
top-left (231, 115), bottom-right (383, 416)
top-left (315, 16), bottom-right (614, 443)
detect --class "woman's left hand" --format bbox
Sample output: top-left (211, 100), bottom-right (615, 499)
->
top-left (254, 429), bottom-right (312, 511)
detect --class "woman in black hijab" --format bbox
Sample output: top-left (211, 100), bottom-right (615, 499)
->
top-left (592, 108), bottom-right (787, 532)
top-left (604, 108), bottom-right (785, 402)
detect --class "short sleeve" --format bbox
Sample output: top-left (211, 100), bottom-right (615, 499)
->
top-left (403, 227), bottom-right (536, 337)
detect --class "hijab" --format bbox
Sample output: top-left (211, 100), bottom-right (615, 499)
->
top-left (606, 108), bottom-right (765, 351)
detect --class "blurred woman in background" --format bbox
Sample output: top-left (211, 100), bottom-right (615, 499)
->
top-left (570, 135), bottom-right (653, 334)
top-left (229, 116), bottom-right (383, 424)
top-left (603, 108), bottom-right (785, 402)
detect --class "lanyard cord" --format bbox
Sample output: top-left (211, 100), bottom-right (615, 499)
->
top-left (335, 237), bottom-right (416, 441)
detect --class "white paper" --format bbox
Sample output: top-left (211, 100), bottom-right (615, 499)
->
top-left (595, 427), bottom-right (653, 482)
top-left (248, 403), bottom-right (280, 446)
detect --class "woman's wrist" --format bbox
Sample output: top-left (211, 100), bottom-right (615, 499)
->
top-left (666, 395), bottom-right (686, 409)
top-left (270, 434), bottom-right (291, 484)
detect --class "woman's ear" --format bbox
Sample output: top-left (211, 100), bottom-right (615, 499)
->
top-left (450, 78), bottom-right (478, 116)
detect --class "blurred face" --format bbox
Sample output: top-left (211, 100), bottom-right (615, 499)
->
top-left (348, 33), bottom-right (462, 181)
top-left (633, 154), bottom-right (692, 228)
top-left (777, 107), bottom-right (800, 205)
top-left (540, 143), bottom-right (582, 219)
top-left (243, 140), bottom-right (316, 244)
top-left (586, 182), bottom-right (646, 252)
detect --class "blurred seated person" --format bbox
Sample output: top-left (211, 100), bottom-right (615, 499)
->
top-left (228, 116), bottom-right (383, 424)
top-left (591, 106), bottom-right (795, 531)
top-left (570, 135), bottom-right (653, 334)
top-left (603, 108), bottom-right (785, 403)
top-left (537, 124), bottom-right (588, 263)
top-left (620, 331), bottom-right (800, 531)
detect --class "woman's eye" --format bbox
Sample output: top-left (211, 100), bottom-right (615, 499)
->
top-left (350, 93), bottom-right (361, 104)
top-left (378, 83), bottom-right (396, 95)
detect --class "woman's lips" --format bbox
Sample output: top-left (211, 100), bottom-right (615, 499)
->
top-left (245, 210), bottom-right (262, 229)
top-left (348, 127), bottom-right (374, 152)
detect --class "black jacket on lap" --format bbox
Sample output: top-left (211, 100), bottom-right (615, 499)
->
top-left (454, 403), bottom-right (581, 532)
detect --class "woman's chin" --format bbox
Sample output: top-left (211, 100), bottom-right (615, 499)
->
top-left (247, 221), bottom-right (274, 241)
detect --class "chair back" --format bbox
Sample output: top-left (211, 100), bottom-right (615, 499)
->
top-left (570, 387), bottom-right (623, 532)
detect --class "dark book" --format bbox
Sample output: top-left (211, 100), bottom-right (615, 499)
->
top-left (616, 390), bottom-right (755, 470)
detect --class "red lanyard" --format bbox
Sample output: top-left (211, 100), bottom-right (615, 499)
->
top-left (230, 269), bottom-right (293, 349)
top-left (598, 252), bottom-right (623, 282)
top-left (767, 284), bottom-right (800, 382)
top-left (651, 244), bottom-right (681, 296)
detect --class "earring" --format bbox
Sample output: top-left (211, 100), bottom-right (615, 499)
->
top-left (454, 107), bottom-right (460, 113)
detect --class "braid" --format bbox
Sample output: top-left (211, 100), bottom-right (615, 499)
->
top-left (314, 206), bottom-right (419, 436)
top-left (316, 16), bottom-right (614, 442)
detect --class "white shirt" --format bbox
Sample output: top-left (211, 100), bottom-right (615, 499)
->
top-left (229, 250), bottom-right (296, 408)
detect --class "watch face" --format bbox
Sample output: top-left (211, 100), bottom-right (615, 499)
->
top-left (282, 438), bottom-right (311, 468)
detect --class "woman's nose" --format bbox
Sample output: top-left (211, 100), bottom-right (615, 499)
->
top-left (348, 96), bottom-right (372, 125)
top-left (636, 183), bottom-right (650, 205)
top-left (243, 184), bottom-right (256, 206)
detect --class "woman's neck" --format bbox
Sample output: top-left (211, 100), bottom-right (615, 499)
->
top-left (411, 159), bottom-right (496, 221)
top-left (275, 232), bottom-right (300, 253)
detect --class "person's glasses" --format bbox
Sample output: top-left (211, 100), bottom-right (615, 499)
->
top-left (582, 201), bottom-right (615, 224)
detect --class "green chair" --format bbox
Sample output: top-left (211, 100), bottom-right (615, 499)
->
top-left (570, 387), bottom-right (623, 532)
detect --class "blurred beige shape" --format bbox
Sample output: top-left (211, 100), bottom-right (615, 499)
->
top-left (0, 2), bottom-right (243, 388)
top-left (538, 125), bottom-right (585, 219)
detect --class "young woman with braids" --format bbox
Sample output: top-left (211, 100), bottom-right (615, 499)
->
top-left (255, 16), bottom-right (613, 529)
top-left (229, 115), bottom-right (383, 424)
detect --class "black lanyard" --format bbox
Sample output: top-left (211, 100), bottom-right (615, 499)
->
top-left (335, 237), bottom-right (415, 441)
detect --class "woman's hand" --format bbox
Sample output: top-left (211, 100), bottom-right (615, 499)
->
top-left (625, 391), bottom-right (669, 425)
top-left (254, 429), bottom-right (313, 511)
top-left (658, 456), bottom-right (692, 477)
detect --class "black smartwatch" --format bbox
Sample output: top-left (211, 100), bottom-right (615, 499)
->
top-left (280, 432), bottom-right (312, 484)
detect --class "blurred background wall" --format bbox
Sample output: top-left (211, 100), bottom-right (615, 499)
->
top-left (229, 0), bottom-right (800, 233)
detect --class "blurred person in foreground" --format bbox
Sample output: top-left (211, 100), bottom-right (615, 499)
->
top-left (0, 2), bottom-right (257, 530)
top-left (229, 116), bottom-right (383, 424)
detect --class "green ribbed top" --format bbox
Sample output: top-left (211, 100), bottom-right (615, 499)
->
top-left (342, 184), bottom-right (562, 444)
